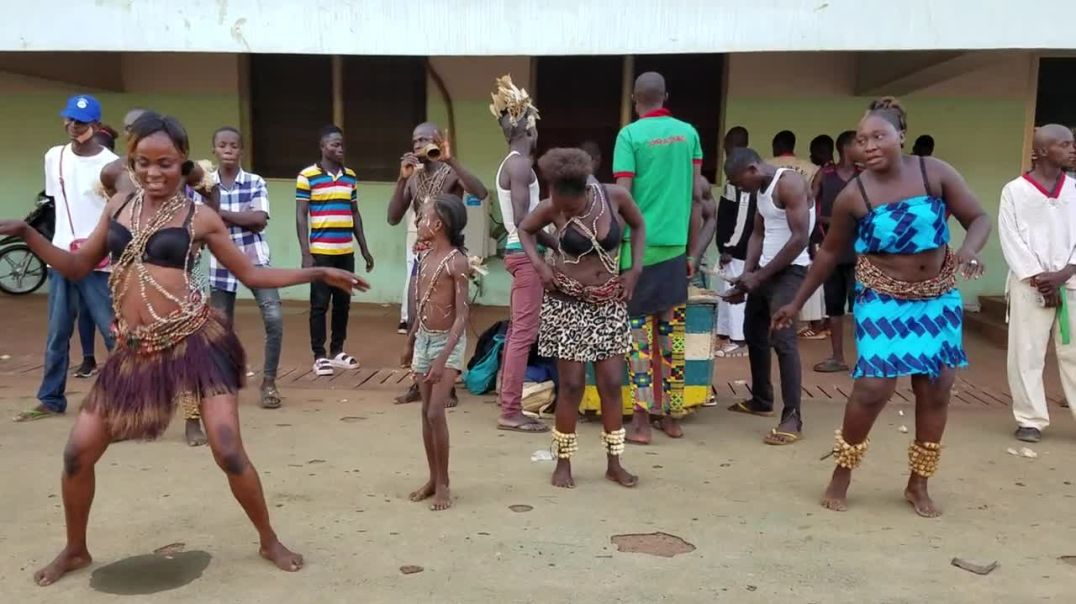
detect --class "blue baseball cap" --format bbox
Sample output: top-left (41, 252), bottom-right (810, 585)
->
top-left (60, 94), bottom-right (102, 123)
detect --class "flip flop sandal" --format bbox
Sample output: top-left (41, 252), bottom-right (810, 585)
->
top-left (715, 343), bottom-right (748, 358)
top-left (813, 359), bottom-right (850, 373)
top-left (13, 407), bottom-right (60, 422)
top-left (313, 358), bottom-right (334, 377)
top-left (497, 420), bottom-right (550, 433)
top-left (763, 429), bottom-right (801, 445)
top-left (260, 386), bottom-right (282, 409)
top-left (329, 353), bottom-right (360, 370)
top-left (727, 401), bottom-right (775, 417)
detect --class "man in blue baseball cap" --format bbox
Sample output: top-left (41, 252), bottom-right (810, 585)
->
top-left (13, 94), bottom-right (118, 423)
top-left (60, 94), bottom-right (102, 124)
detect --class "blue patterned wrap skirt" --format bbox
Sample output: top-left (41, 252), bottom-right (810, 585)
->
top-left (852, 284), bottom-right (968, 379)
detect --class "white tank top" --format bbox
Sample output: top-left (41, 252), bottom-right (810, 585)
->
top-left (757, 168), bottom-right (815, 268)
top-left (496, 151), bottom-right (541, 251)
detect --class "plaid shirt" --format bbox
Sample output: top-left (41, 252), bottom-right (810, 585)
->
top-left (208, 169), bottom-right (272, 292)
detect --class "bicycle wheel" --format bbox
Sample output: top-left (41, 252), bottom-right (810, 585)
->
top-left (0, 244), bottom-right (47, 295)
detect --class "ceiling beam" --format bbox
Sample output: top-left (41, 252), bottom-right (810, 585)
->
top-left (0, 52), bottom-right (124, 92)
top-left (854, 51), bottom-right (1004, 97)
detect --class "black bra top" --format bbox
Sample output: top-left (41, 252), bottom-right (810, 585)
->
top-left (107, 195), bottom-right (197, 270)
top-left (560, 184), bottom-right (621, 256)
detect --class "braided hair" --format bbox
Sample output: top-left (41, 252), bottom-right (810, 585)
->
top-left (433, 193), bottom-right (468, 253)
top-left (866, 97), bottom-right (907, 133)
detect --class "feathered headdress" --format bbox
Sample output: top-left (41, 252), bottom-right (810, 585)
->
top-left (489, 75), bottom-right (539, 131)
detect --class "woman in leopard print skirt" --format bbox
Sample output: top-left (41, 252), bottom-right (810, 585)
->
top-left (518, 148), bottom-right (647, 489)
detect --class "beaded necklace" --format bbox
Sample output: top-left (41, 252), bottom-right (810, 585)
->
top-left (415, 162), bottom-right (453, 204)
top-left (555, 184), bottom-right (620, 275)
top-left (416, 248), bottom-right (461, 334)
top-left (411, 163), bottom-right (454, 254)
top-left (109, 190), bottom-right (210, 352)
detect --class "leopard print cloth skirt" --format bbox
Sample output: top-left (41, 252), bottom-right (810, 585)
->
top-left (537, 292), bottom-right (631, 363)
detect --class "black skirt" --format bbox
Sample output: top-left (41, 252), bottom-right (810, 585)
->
top-left (625, 254), bottom-right (689, 316)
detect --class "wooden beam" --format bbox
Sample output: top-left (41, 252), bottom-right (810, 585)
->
top-left (855, 51), bottom-right (1002, 97)
top-left (620, 55), bottom-right (635, 127)
top-left (0, 52), bottom-right (124, 91)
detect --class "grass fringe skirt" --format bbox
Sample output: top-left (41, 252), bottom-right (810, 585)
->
top-left (82, 312), bottom-right (246, 440)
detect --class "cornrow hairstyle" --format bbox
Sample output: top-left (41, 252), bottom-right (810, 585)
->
top-left (866, 96), bottom-right (907, 133)
top-left (433, 193), bottom-right (468, 252)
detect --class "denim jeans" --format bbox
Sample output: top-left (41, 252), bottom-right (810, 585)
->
top-left (38, 270), bottom-right (115, 413)
top-left (210, 286), bottom-right (283, 379)
top-left (77, 297), bottom-right (96, 359)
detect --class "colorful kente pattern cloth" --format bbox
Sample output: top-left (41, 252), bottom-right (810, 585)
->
top-left (628, 306), bottom-right (686, 416)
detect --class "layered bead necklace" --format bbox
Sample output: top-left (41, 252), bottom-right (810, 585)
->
top-left (555, 184), bottom-right (620, 275)
top-left (550, 184), bottom-right (623, 303)
top-left (416, 248), bottom-right (462, 334)
top-left (109, 190), bottom-right (209, 353)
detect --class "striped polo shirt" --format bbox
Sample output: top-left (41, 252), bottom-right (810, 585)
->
top-left (296, 163), bottom-right (357, 255)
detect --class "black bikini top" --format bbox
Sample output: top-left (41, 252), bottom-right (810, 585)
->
top-left (559, 184), bottom-right (621, 257)
top-left (107, 195), bottom-right (197, 270)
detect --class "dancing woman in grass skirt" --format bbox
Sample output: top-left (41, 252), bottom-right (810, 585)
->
top-left (0, 114), bottom-right (367, 586)
top-left (771, 98), bottom-right (991, 517)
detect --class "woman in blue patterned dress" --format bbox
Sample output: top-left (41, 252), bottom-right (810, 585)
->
top-left (772, 98), bottom-right (991, 517)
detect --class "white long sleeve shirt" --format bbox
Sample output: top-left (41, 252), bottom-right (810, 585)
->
top-left (998, 173), bottom-right (1076, 290)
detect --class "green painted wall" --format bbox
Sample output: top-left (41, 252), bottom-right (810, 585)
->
top-left (0, 84), bottom-right (514, 306)
top-left (723, 97), bottom-right (1026, 302)
top-left (1, 82), bottom-right (1023, 307)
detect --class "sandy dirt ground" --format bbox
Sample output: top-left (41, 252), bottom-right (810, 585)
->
top-left (1, 297), bottom-right (1075, 603)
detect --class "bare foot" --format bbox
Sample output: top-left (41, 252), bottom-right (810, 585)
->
top-left (659, 416), bottom-right (684, 439)
top-left (905, 476), bottom-right (942, 518)
top-left (394, 383), bottom-right (420, 405)
top-left (821, 467), bottom-right (852, 512)
top-left (259, 539), bottom-right (304, 572)
top-left (430, 485), bottom-right (452, 511)
top-left (605, 458), bottom-right (638, 487)
top-left (409, 481), bottom-right (436, 502)
top-left (625, 413), bottom-right (651, 445)
top-left (185, 419), bottom-right (207, 447)
top-left (551, 459), bottom-right (575, 488)
top-left (446, 388), bottom-right (459, 409)
top-left (33, 546), bottom-right (92, 586)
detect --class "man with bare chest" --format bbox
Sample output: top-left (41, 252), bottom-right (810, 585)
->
top-left (388, 122), bottom-right (487, 404)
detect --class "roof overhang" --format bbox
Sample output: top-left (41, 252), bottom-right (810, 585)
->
top-left (3, 0), bottom-right (1072, 55)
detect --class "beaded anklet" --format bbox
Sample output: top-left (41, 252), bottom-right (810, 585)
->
top-left (832, 429), bottom-right (869, 469)
top-left (551, 429), bottom-right (578, 460)
top-left (601, 428), bottom-right (627, 457)
top-left (908, 441), bottom-right (942, 477)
